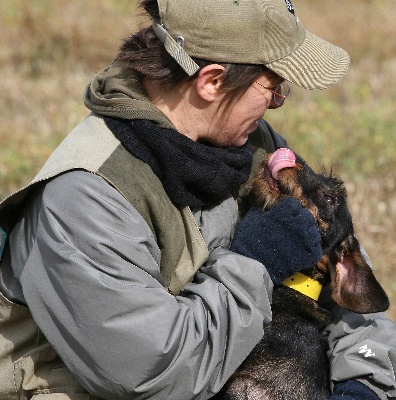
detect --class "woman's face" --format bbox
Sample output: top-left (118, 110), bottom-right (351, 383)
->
top-left (204, 71), bottom-right (286, 148)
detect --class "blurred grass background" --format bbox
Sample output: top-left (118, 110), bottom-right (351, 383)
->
top-left (1, 0), bottom-right (395, 319)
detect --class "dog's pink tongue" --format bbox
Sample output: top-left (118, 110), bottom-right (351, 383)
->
top-left (268, 148), bottom-right (297, 180)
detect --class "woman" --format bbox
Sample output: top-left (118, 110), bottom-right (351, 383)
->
top-left (0, 0), bottom-right (395, 399)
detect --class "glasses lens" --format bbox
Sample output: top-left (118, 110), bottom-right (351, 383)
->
top-left (275, 82), bottom-right (290, 97)
top-left (273, 83), bottom-right (290, 105)
top-left (281, 83), bottom-right (291, 97)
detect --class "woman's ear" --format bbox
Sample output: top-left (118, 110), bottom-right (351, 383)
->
top-left (195, 64), bottom-right (226, 102)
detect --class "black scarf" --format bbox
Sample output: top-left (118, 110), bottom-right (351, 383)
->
top-left (104, 117), bottom-right (253, 207)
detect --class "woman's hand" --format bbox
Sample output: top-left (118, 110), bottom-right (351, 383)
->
top-left (331, 380), bottom-right (380, 400)
top-left (230, 197), bottom-right (322, 284)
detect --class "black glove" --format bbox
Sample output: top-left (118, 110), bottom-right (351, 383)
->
top-left (331, 380), bottom-right (380, 400)
top-left (230, 197), bottom-right (322, 284)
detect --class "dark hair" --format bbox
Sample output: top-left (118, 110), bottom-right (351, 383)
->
top-left (116, 0), bottom-right (269, 106)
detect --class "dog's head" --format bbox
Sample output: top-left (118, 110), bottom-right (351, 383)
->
top-left (248, 148), bottom-right (389, 314)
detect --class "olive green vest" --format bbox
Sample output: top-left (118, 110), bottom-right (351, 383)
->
top-left (1, 114), bottom-right (211, 295)
top-left (0, 114), bottom-right (277, 399)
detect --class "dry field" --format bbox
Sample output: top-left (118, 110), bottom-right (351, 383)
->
top-left (1, 1), bottom-right (395, 319)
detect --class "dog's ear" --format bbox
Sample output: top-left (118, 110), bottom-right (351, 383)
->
top-left (328, 236), bottom-right (389, 313)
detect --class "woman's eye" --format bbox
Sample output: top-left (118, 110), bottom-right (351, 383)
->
top-left (324, 194), bottom-right (336, 206)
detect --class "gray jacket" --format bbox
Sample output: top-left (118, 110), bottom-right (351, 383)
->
top-left (0, 168), bottom-right (274, 399)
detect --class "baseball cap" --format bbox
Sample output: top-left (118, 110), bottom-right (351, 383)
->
top-left (152, 0), bottom-right (350, 90)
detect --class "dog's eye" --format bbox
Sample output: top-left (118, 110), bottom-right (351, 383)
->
top-left (324, 194), bottom-right (336, 206)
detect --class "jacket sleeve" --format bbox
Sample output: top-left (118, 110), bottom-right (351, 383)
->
top-left (12, 170), bottom-right (273, 400)
top-left (325, 300), bottom-right (396, 399)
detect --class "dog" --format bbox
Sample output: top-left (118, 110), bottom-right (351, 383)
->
top-left (213, 147), bottom-right (390, 400)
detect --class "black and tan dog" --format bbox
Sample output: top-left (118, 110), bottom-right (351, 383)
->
top-left (215, 148), bottom-right (389, 400)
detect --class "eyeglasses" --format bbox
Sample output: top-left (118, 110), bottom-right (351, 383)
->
top-left (254, 81), bottom-right (291, 106)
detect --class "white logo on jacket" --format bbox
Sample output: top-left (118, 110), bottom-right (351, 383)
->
top-left (359, 344), bottom-right (376, 358)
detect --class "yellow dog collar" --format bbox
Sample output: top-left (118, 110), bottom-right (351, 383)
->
top-left (281, 272), bottom-right (323, 301)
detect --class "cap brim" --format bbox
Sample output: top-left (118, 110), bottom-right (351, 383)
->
top-left (267, 31), bottom-right (350, 90)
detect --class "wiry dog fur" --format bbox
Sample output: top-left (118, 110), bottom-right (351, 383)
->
top-left (213, 151), bottom-right (389, 400)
